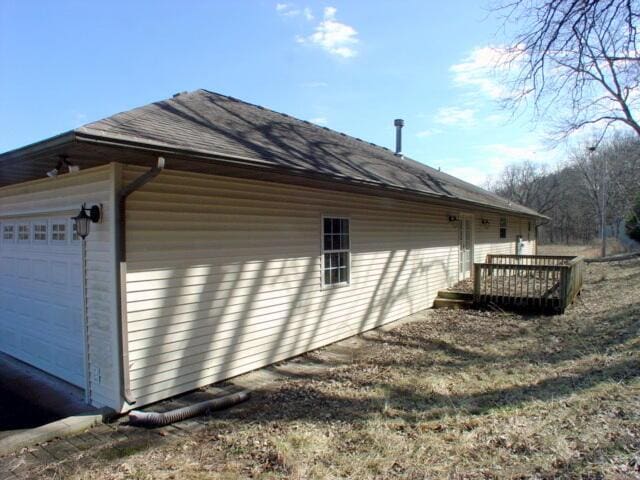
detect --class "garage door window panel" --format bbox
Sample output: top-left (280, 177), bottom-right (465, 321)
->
top-left (51, 222), bottom-right (68, 243)
top-left (33, 222), bottom-right (48, 243)
top-left (2, 224), bottom-right (15, 243)
top-left (17, 224), bottom-right (30, 243)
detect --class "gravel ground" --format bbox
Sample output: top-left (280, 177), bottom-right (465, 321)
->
top-left (33, 257), bottom-right (640, 479)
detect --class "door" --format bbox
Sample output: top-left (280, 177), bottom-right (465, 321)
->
top-left (0, 216), bottom-right (86, 387)
top-left (516, 235), bottom-right (524, 255)
top-left (459, 215), bottom-right (473, 280)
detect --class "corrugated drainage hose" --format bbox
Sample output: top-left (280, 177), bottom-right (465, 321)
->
top-left (128, 390), bottom-right (250, 427)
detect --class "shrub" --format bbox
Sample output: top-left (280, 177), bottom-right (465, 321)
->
top-left (626, 194), bottom-right (640, 242)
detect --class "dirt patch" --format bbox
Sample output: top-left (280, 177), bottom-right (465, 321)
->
top-left (28, 258), bottom-right (640, 479)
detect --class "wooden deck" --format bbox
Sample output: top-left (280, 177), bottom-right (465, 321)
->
top-left (473, 255), bottom-right (585, 313)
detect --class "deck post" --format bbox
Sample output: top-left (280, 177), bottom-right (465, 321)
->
top-left (473, 263), bottom-right (482, 303)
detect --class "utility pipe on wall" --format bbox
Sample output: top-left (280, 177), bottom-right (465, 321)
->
top-left (115, 156), bottom-right (165, 405)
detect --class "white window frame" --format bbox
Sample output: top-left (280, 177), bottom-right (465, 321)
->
top-left (32, 220), bottom-right (48, 244)
top-left (2, 223), bottom-right (15, 244)
top-left (321, 215), bottom-right (351, 288)
top-left (50, 219), bottom-right (69, 244)
top-left (17, 223), bottom-right (30, 244)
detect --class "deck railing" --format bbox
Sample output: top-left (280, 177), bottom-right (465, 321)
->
top-left (473, 254), bottom-right (584, 313)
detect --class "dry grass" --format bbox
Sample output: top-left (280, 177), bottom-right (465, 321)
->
top-left (538, 238), bottom-right (631, 258)
top-left (41, 258), bottom-right (640, 479)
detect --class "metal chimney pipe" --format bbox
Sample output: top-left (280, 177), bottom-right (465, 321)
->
top-left (394, 119), bottom-right (404, 156)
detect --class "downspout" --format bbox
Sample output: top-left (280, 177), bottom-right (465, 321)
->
top-left (115, 157), bottom-right (165, 405)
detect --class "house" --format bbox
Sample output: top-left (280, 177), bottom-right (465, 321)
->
top-left (0, 90), bottom-right (543, 412)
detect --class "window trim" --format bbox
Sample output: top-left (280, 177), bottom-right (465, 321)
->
top-left (320, 215), bottom-right (352, 289)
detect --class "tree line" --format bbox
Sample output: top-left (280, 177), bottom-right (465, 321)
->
top-left (487, 134), bottom-right (640, 245)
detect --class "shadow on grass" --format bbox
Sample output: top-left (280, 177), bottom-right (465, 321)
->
top-left (219, 298), bottom-right (640, 425)
top-left (223, 355), bottom-right (639, 426)
top-left (341, 304), bottom-right (639, 377)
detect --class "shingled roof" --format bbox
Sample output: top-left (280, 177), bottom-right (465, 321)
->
top-left (4, 89), bottom-right (543, 218)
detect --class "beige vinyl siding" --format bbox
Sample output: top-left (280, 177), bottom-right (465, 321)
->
top-left (473, 213), bottom-right (536, 262)
top-left (0, 165), bottom-right (119, 409)
top-left (123, 166), bottom-right (463, 406)
top-left (122, 166), bottom-right (538, 407)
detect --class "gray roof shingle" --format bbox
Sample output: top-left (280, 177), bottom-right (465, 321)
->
top-left (74, 89), bottom-right (539, 217)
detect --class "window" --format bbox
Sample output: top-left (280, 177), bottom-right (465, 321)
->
top-left (72, 222), bottom-right (80, 242)
top-left (33, 222), bottom-right (48, 242)
top-left (52, 222), bottom-right (67, 242)
top-left (322, 217), bottom-right (350, 286)
top-left (2, 224), bottom-right (14, 242)
top-left (17, 224), bottom-right (30, 242)
top-left (499, 217), bottom-right (507, 239)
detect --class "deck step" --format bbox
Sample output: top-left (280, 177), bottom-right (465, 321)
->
top-left (436, 290), bottom-right (474, 301)
top-left (433, 298), bottom-right (473, 310)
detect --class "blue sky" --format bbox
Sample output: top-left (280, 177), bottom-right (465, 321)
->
top-left (0, 0), bottom-right (556, 185)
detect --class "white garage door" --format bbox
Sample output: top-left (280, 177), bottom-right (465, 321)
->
top-left (0, 216), bottom-right (85, 388)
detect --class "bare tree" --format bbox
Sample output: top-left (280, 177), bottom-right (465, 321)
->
top-left (488, 160), bottom-right (561, 214)
top-left (605, 134), bottom-right (640, 226)
top-left (494, 0), bottom-right (640, 140)
top-left (490, 135), bottom-right (640, 246)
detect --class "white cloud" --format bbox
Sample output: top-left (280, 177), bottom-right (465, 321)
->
top-left (450, 46), bottom-right (514, 99)
top-left (416, 128), bottom-right (442, 138)
top-left (434, 106), bottom-right (477, 127)
top-left (484, 112), bottom-right (507, 124)
top-left (444, 166), bottom-right (490, 186)
top-left (297, 6), bottom-right (359, 58)
top-left (303, 7), bottom-right (313, 20)
top-left (441, 142), bottom-right (560, 186)
top-left (478, 142), bottom-right (562, 171)
top-left (477, 143), bottom-right (536, 173)
top-left (309, 116), bottom-right (328, 125)
top-left (277, 3), bottom-right (314, 20)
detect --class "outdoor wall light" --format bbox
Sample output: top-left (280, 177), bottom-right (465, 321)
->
top-left (72, 203), bottom-right (101, 239)
top-left (448, 215), bottom-right (459, 222)
top-left (481, 218), bottom-right (490, 225)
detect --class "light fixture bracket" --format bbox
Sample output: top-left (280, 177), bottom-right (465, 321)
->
top-left (72, 203), bottom-right (102, 239)
top-left (88, 204), bottom-right (101, 223)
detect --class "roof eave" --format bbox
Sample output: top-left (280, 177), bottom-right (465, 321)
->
top-left (0, 131), bottom-right (77, 163)
top-left (73, 130), bottom-right (548, 220)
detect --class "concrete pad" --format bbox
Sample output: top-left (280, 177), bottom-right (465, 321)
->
top-left (0, 353), bottom-right (110, 457)
top-left (0, 412), bottom-right (105, 457)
